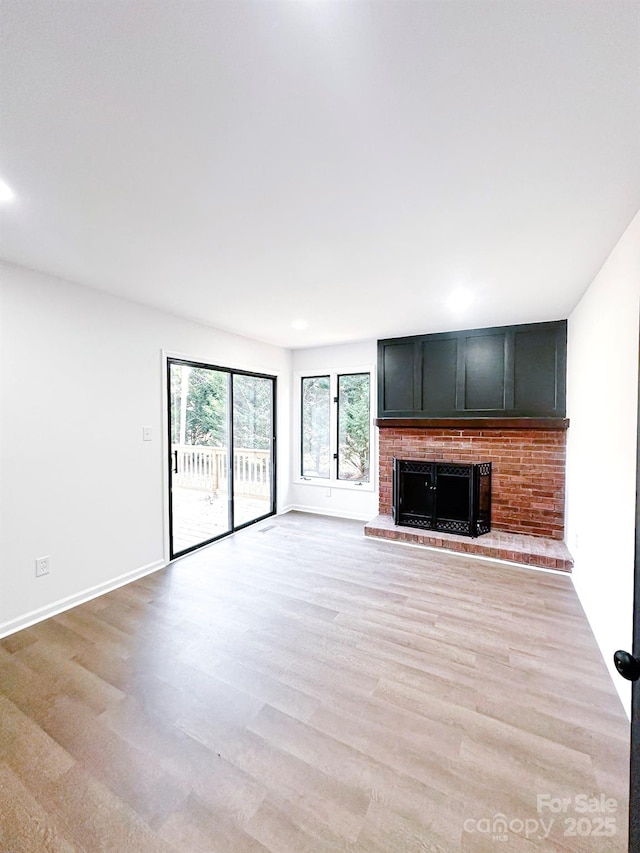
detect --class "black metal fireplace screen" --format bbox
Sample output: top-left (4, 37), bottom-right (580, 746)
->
top-left (392, 458), bottom-right (491, 537)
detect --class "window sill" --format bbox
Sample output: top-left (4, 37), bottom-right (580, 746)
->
top-left (294, 478), bottom-right (375, 493)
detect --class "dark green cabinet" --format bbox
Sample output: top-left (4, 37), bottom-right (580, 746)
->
top-left (378, 320), bottom-right (566, 418)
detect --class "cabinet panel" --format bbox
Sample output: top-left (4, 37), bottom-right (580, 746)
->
top-left (464, 333), bottom-right (506, 410)
top-left (380, 341), bottom-right (419, 413)
top-left (422, 337), bottom-right (458, 412)
top-left (514, 327), bottom-right (559, 412)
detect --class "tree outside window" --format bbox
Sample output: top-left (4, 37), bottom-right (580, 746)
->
top-left (300, 372), bottom-right (370, 483)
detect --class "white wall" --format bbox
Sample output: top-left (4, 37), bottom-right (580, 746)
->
top-left (0, 262), bottom-right (291, 635)
top-left (566, 210), bottom-right (640, 715)
top-left (290, 340), bottom-right (378, 521)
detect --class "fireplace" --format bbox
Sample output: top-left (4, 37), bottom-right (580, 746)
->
top-left (393, 458), bottom-right (491, 537)
top-left (366, 420), bottom-right (573, 570)
top-left (377, 420), bottom-right (568, 539)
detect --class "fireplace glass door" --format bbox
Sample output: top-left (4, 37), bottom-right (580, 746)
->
top-left (393, 458), bottom-right (491, 537)
top-left (395, 462), bottom-right (436, 525)
top-left (434, 467), bottom-right (473, 524)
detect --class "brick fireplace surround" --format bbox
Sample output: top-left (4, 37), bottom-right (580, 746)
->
top-left (366, 418), bottom-right (574, 571)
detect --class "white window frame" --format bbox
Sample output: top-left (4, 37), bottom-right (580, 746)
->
top-left (294, 364), bottom-right (376, 492)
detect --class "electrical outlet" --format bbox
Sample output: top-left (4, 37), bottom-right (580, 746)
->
top-left (35, 555), bottom-right (50, 577)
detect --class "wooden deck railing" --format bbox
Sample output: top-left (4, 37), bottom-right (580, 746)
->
top-left (172, 445), bottom-right (271, 497)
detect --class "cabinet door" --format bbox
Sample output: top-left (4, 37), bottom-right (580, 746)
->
top-left (462, 332), bottom-right (506, 411)
top-left (422, 337), bottom-right (458, 412)
top-left (378, 340), bottom-right (421, 415)
top-left (513, 326), bottom-right (565, 414)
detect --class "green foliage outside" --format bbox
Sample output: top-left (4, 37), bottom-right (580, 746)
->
top-left (301, 373), bottom-right (370, 481)
top-left (170, 365), bottom-right (272, 450)
top-left (338, 374), bottom-right (370, 481)
top-left (233, 374), bottom-right (272, 450)
top-left (170, 364), bottom-right (369, 479)
top-left (301, 376), bottom-right (331, 477)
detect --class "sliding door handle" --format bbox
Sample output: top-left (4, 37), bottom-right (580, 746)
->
top-left (172, 449), bottom-right (178, 474)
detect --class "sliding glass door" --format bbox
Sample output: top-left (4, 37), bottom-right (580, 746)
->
top-left (168, 358), bottom-right (276, 558)
top-left (232, 373), bottom-right (275, 528)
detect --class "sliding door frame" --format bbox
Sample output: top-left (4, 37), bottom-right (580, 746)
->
top-left (165, 354), bottom-right (277, 561)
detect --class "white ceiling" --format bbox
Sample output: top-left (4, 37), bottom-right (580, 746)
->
top-left (1, 1), bottom-right (639, 349)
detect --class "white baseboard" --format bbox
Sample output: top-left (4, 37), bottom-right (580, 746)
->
top-left (288, 504), bottom-right (371, 522)
top-left (0, 559), bottom-right (167, 640)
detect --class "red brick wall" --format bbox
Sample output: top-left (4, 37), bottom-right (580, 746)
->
top-left (378, 427), bottom-right (567, 540)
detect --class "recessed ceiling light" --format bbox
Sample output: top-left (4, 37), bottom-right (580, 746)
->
top-left (0, 178), bottom-right (15, 203)
top-left (291, 319), bottom-right (308, 330)
top-left (446, 287), bottom-right (475, 312)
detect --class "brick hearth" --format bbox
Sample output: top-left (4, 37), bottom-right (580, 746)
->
top-left (365, 514), bottom-right (574, 571)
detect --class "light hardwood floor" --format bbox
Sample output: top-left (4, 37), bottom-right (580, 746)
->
top-left (0, 512), bottom-right (630, 852)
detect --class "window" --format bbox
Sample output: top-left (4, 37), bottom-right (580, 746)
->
top-left (299, 370), bottom-right (372, 486)
top-left (337, 373), bottom-right (370, 482)
top-left (301, 376), bottom-right (331, 478)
